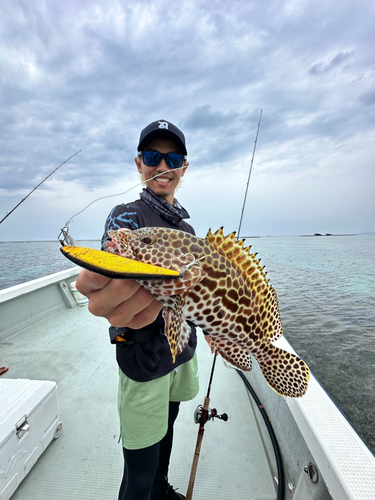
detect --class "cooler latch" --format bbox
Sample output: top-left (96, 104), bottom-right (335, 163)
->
top-left (16, 416), bottom-right (30, 439)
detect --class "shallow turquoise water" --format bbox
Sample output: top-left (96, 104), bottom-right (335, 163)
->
top-left (246, 235), bottom-right (375, 453)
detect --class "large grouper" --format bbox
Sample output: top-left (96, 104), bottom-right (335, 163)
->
top-left (103, 227), bottom-right (310, 398)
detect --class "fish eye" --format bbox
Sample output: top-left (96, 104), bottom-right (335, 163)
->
top-left (141, 235), bottom-right (156, 245)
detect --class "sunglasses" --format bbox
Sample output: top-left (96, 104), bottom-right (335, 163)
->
top-left (140, 150), bottom-right (186, 169)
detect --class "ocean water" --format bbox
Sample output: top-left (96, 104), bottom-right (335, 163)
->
top-left (0, 240), bottom-right (101, 289)
top-left (0, 235), bottom-right (374, 454)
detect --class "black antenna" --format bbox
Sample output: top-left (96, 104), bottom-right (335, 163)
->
top-left (0, 150), bottom-right (82, 225)
top-left (237, 110), bottom-right (262, 240)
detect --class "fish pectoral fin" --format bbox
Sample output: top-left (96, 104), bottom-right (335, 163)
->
top-left (211, 338), bottom-right (252, 371)
top-left (162, 295), bottom-right (185, 363)
top-left (255, 344), bottom-right (310, 398)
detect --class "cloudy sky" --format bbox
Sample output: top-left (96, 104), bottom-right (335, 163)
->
top-left (1, 0), bottom-right (374, 241)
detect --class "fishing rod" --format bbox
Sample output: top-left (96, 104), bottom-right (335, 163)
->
top-left (186, 351), bottom-right (228, 500)
top-left (233, 109), bottom-right (286, 499)
top-left (0, 150), bottom-right (82, 225)
top-left (237, 109), bottom-right (262, 240)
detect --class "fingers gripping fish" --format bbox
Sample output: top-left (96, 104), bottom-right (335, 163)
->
top-left (104, 227), bottom-right (310, 398)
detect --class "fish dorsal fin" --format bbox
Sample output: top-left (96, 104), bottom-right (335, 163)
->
top-left (205, 227), bottom-right (269, 289)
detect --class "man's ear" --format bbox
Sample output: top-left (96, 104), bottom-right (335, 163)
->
top-left (181, 162), bottom-right (189, 176)
top-left (135, 156), bottom-right (142, 174)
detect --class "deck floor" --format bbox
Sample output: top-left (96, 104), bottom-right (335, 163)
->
top-left (1, 304), bottom-right (276, 499)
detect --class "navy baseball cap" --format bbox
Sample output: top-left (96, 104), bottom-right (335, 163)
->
top-left (137, 120), bottom-right (187, 156)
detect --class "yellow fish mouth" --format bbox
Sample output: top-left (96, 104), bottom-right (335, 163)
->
top-left (60, 246), bottom-right (181, 280)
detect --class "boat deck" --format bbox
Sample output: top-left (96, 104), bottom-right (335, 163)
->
top-left (1, 302), bottom-right (277, 499)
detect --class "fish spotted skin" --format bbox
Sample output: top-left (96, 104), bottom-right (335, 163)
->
top-left (104, 227), bottom-right (309, 398)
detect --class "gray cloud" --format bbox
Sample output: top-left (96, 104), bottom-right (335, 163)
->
top-left (308, 51), bottom-right (352, 75)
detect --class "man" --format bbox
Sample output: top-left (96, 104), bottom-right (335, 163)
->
top-left (77, 120), bottom-right (200, 500)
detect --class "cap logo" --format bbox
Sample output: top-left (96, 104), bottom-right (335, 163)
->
top-left (158, 121), bottom-right (169, 130)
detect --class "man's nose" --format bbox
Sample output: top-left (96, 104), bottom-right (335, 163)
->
top-left (158, 158), bottom-right (171, 170)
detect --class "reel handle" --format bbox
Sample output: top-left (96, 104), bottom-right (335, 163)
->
top-left (212, 409), bottom-right (228, 421)
top-left (194, 405), bottom-right (228, 424)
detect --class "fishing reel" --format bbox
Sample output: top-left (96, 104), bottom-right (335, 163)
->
top-left (194, 404), bottom-right (228, 424)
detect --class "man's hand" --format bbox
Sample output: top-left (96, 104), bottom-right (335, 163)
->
top-left (76, 269), bottom-right (163, 329)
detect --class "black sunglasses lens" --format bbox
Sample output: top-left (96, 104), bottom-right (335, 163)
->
top-left (142, 151), bottom-right (184, 169)
top-left (165, 153), bottom-right (183, 169)
top-left (143, 151), bottom-right (161, 166)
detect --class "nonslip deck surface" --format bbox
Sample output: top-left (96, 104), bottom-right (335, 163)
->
top-left (1, 305), bottom-right (276, 500)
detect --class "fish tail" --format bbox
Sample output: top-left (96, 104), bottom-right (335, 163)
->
top-left (254, 344), bottom-right (309, 398)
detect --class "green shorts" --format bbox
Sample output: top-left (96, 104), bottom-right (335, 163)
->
top-left (117, 353), bottom-right (199, 450)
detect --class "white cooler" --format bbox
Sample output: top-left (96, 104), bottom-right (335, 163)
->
top-left (0, 379), bottom-right (62, 500)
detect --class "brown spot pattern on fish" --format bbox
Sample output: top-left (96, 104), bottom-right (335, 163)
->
top-left (104, 227), bottom-right (310, 398)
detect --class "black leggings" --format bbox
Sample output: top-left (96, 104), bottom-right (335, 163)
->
top-left (118, 401), bottom-right (180, 500)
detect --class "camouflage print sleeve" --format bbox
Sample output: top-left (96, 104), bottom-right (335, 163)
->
top-left (101, 204), bottom-right (140, 248)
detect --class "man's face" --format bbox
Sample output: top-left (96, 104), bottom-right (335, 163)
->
top-left (135, 138), bottom-right (188, 204)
